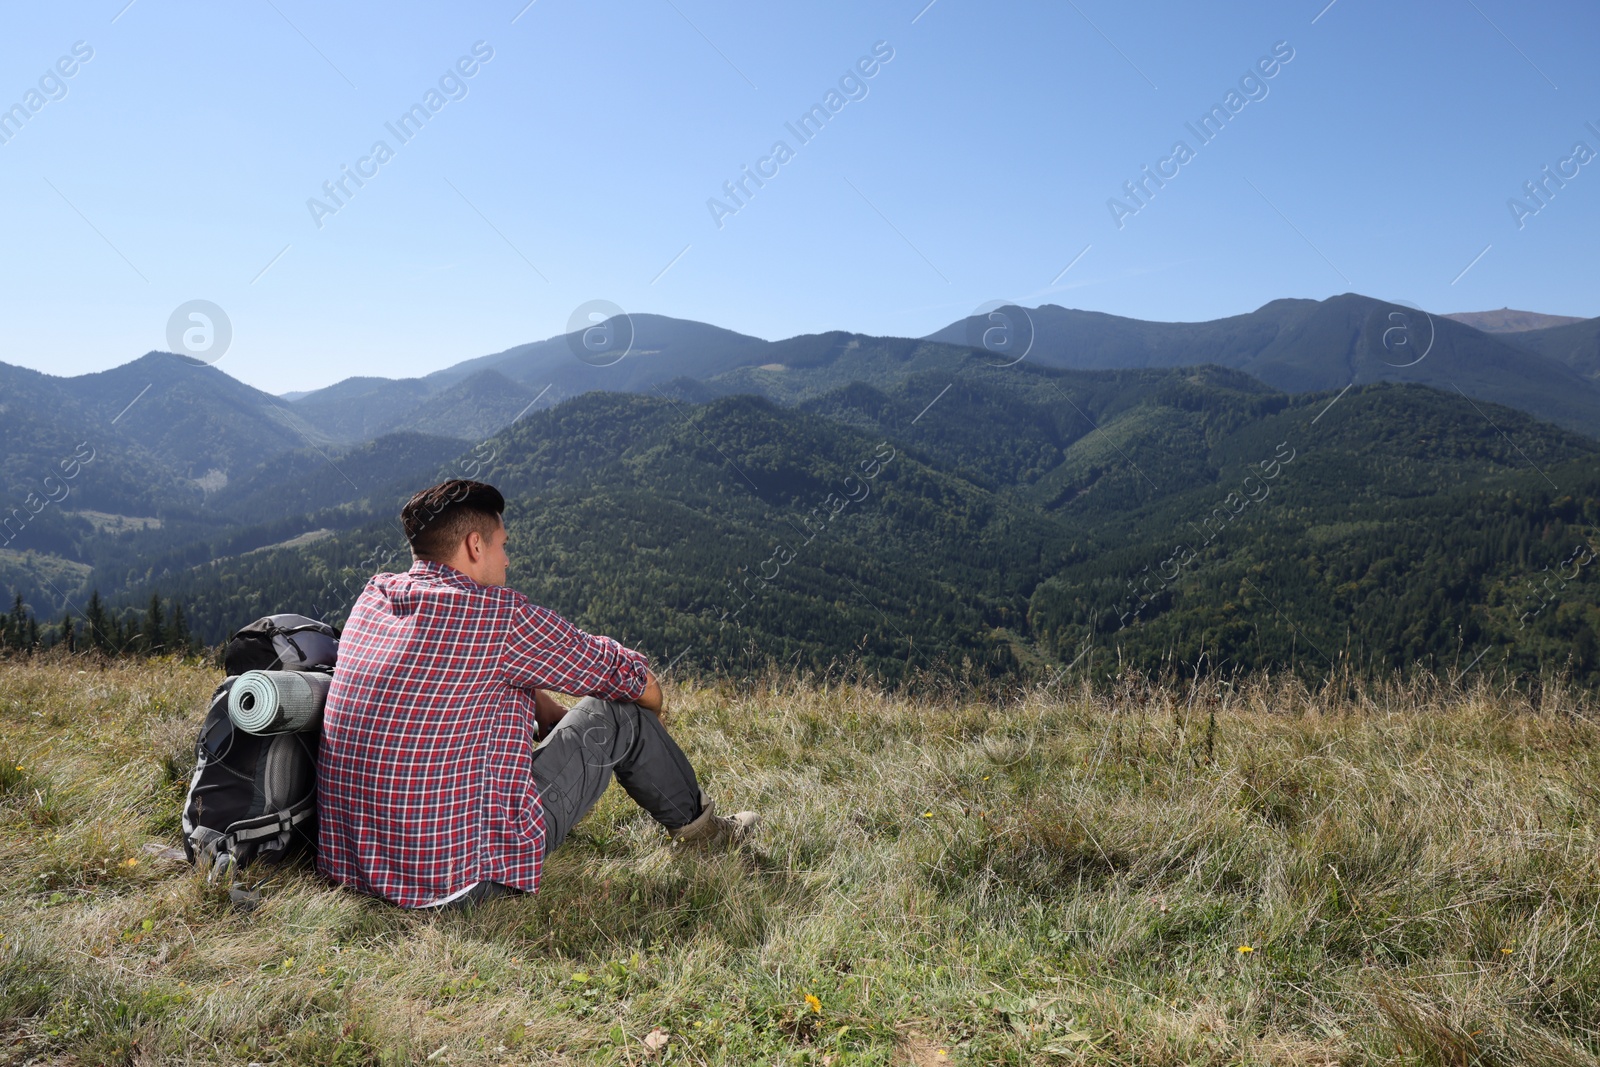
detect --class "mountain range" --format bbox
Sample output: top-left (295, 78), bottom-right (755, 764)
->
top-left (1, 292), bottom-right (1596, 684)
top-left (5, 293), bottom-right (1596, 504)
top-left (280, 292), bottom-right (1600, 441)
top-left (928, 294), bottom-right (1600, 431)
top-left (1443, 308), bottom-right (1588, 333)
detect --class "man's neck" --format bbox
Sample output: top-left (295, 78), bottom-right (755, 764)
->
top-left (417, 557), bottom-right (471, 579)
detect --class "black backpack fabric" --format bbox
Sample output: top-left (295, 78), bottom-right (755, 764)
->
top-left (223, 613), bottom-right (340, 677)
top-left (182, 614), bottom-right (338, 881)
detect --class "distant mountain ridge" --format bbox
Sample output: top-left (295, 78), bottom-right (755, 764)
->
top-left (1496, 316), bottom-right (1600, 383)
top-left (1445, 308), bottom-right (1589, 333)
top-left (0, 352), bottom-right (331, 509)
top-left (926, 294), bottom-right (1600, 437)
top-left (3, 292), bottom-right (1596, 538)
top-left (274, 293), bottom-right (1600, 443)
top-left (287, 315), bottom-right (775, 443)
top-left (3, 294), bottom-right (1595, 517)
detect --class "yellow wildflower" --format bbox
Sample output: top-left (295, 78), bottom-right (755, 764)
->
top-left (805, 993), bottom-right (822, 1014)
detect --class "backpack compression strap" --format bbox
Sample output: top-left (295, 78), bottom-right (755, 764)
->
top-left (225, 801), bottom-right (316, 845)
top-left (195, 793), bottom-right (317, 882)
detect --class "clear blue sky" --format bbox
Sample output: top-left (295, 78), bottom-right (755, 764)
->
top-left (3, 0), bottom-right (1597, 392)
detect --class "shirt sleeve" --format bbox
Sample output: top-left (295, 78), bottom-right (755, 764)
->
top-left (500, 599), bottom-right (650, 702)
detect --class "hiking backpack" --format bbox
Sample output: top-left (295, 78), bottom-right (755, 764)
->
top-left (181, 614), bottom-right (339, 881)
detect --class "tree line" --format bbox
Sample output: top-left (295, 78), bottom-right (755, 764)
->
top-left (0, 590), bottom-right (199, 657)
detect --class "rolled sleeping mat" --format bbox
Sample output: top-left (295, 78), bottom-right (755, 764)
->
top-left (227, 670), bottom-right (332, 735)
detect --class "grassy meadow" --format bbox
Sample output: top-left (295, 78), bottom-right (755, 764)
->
top-left (2, 654), bottom-right (1599, 1065)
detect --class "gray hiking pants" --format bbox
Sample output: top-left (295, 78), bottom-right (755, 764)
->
top-left (445, 696), bottom-right (704, 908)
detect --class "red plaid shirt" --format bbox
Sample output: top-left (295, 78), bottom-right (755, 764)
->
top-left (316, 559), bottom-right (650, 907)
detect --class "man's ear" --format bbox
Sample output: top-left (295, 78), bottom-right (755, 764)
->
top-left (463, 529), bottom-right (484, 562)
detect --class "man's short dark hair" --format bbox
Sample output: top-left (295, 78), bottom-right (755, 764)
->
top-left (402, 480), bottom-right (506, 561)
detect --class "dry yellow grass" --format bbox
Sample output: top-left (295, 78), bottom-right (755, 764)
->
top-left (2, 654), bottom-right (1599, 1065)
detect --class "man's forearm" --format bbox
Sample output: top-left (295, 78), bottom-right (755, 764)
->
top-left (635, 670), bottom-right (663, 713)
top-left (533, 688), bottom-right (566, 718)
top-left (533, 688), bottom-right (567, 737)
top-left (534, 669), bottom-right (660, 721)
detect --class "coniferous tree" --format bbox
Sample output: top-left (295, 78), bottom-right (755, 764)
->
top-left (142, 594), bottom-right (165, 654)
top-left (85, 591), bottom-right (110, 653)
top-left (166, 603), bottom-right (190, 654)
top-left (1575, 623), bottom-right (1597, 675)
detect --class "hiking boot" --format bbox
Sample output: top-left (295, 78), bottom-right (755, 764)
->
top-left (667, 789), bottom-right (759, 849)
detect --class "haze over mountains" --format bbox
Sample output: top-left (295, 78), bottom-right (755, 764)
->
top-left (2, 291), bottom-right (1596, 683)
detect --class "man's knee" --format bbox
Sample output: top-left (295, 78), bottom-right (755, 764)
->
top-left (570, 695), bottom-right (612, 718)
top-left (571, 696), bottom-right (644, 731)
top-left (555, 697), bottom-right (645, 757)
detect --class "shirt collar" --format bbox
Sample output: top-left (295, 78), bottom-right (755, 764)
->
top-left (408, 558), bottom-right (480, 588)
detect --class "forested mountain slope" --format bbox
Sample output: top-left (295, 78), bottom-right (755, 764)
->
top-left (129, 360), bottom-right (1600, 685)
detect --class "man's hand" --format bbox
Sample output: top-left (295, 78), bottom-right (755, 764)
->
top-left (533, 688), bottom-right (568, 739)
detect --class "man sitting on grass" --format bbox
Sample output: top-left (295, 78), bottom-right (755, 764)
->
top-left (317, 479), bottom-right (758, 909)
